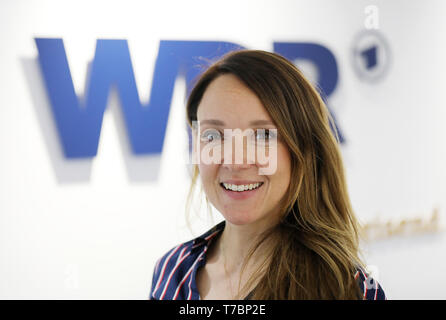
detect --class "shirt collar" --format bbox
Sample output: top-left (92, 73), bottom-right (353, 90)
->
top-left (191, 220), bottom-right (226, 252)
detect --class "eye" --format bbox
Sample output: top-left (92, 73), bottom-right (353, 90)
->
top-left (201, 129), bottom-right (222, 143)
top-left (255, 129), bottom-right (277, 142)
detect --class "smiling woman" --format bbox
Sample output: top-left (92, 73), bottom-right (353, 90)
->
top-left (149, 50), bottom-right (386, 300)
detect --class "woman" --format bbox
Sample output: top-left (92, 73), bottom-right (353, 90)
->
top-left (149, 50), bottom-right (386, 300)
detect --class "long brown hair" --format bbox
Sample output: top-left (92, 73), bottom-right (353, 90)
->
top-left (185, 49), bottom-right (365, 299)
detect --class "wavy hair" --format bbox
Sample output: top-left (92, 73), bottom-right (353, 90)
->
top-left (185, 49), bottom-right (365, 299)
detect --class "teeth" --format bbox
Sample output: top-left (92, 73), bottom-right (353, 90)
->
top-left (222, 182), bottom-right (263, 192)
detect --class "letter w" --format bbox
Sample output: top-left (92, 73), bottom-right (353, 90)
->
top-left (34, 39), bottom-right (243, 158)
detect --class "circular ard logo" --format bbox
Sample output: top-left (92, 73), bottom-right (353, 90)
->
top-left (351, 30), bottom-right (391, 83)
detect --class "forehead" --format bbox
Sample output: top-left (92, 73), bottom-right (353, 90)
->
top-left (196, 74), bottom-right (273, 127)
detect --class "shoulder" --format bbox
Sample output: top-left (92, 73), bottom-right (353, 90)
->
top-left (152, 221), bottom-right (225, 278)
top-left (149, 239), bottom-right (195, 300)
top-left (149, 221), bottom-right (225, 300)
top-left (354, 267), bottom-right (387, 300)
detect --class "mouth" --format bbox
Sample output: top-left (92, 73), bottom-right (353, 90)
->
top-left (220, 182), bottom-right (264, 192)
top-left (219, 182), bottom-right (264, 200)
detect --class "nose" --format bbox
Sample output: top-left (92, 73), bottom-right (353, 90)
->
top-left (221, 132), bottom-right (256, 169)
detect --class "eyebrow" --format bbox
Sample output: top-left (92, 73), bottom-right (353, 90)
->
top-left (199, 119), bottom-right (275, 126)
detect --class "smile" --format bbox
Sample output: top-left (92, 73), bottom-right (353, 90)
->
top-left (220, 182), bottom-right (264, 192)
top-left (219, 182), bottom-right (264, 200)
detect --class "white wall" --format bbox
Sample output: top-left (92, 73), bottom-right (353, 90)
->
top-left (0, 0), bottom-right (445, 299)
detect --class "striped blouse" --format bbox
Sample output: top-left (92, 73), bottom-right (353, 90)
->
top-left (149, 220), bottom-right (386, 300)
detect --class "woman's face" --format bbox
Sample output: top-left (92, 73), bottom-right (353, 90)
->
top-left (195, 74), bottom-right (292, 227)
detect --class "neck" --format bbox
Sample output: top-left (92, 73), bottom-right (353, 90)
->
top-left (219, 217), bottom-right (277, 273)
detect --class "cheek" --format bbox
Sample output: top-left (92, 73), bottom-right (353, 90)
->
top-left (198, 163), bottom-right (218, 185)
top-left (274, 147), bottom-right (292, 188)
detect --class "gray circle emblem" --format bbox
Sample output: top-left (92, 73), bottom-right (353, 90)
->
top-left (351, 30), bottom-right (391, 83)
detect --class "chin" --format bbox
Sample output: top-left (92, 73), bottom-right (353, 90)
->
top-left (221, 210), bottom-right (259, 226)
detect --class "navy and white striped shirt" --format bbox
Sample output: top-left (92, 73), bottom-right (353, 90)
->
top-left (149, 220), bottom-right (386, 300)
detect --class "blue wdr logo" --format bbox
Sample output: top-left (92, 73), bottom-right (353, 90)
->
top-left (35, 39), bottom-right (342, 159)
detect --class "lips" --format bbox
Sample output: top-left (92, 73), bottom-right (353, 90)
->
top-left (220, 182), bottom-right (264, 191)
top-left (219, 181), bottom-right (264, 200)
